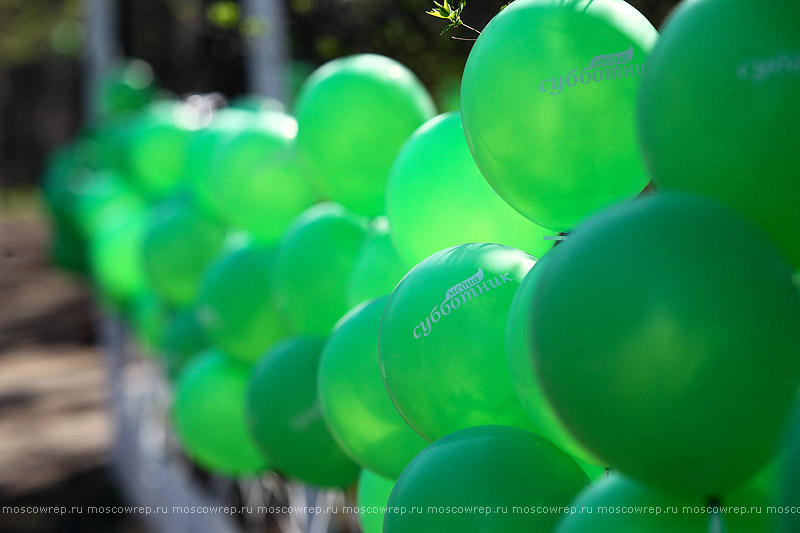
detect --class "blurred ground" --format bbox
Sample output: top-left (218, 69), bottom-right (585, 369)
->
top-left (0, 211), bottom-right (143, 532)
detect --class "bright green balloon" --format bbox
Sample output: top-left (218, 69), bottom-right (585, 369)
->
top-left (318, 297), bottom-right (427, 479)
top-left (121, 101), bottom-right (192, 199)
top-left (160, 308), bottom-right (209, 379)
top-left (556, 474), bottom-right (769, 533)
top-left (296, 54), bottom-right (436, 216)
top-left (384, 425), bottom-right (587, 533)
top-left (173, 350), bottom-right (267, 476)
top-left (461, 0), bottom-right (658, 231)
top-left (387, 112), bottom-right (553, 266)
top-left (89, 204), bottom-right (148, 308)
top-left (379, 243), bottom-right (537, 442)
top-left (357, 469), bottom-right (396, 533)
top-left (273, 203), bottom-right (368, 335)
top-left (246, 337), bottom-right (360, 488)
top-left (507, 253), bottom-right (600, 466)
top-left (196, 242), bottom-right (288, 363)
top-left (638, 0), bottom-right (800, 268)
top-left (200, 111), bottom-right (314, 246)
top-left (532, 192), bottom-right (800, 496)
top-left (142, 197), bottom-right (226, 307)
top-left (345, 221), bottom-right (408, 309)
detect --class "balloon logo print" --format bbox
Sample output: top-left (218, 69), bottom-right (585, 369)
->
top-left (541, 45), bottom-right (644, 96)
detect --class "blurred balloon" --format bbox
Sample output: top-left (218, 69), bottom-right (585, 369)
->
top-left (273, 203), bottom-right (369, 335)
top-left (638, 0), bottom-right (800, 267)
top-left (345, 220), bottom-right (408, 309)
top-left (532, 193), bottom-right (800, 495)
top-left (96, 59), bottom-right (156, 119)
top-left (296, 54), bottom-right (436, 216)
top-left (196, 241), bottom-right (288, 364)
top-left (379, 243), bottom-right (537, 442)
top-left (319, 297), bottom-right (427, 479)
top-left (199, 110), bottom-right (314, 246)
top-left (247, 337), bottom-right (360, 488)
top-left (50, 226), bottom-right (88, 274)
top-left (142, 197), bottom-right (226, 307)
top-left (357, 469), bottom-right (396, 533)
top-left (160, 308), bottom-right (209, 379)
top-left (461, 0), bottom-right (658, 231)
top-left (125, 291), bottom-right (170, 352)
top-left (387, 112), bottom-right (552, 266)
top-left (73, 169), bottom-right (145, 238)
top-left (173, 350), bottom-right (267, 476)
top-left (384, 425), bottom-right (587, 532)
top-left (556, 473), bottom-right (769, 533)
top-left (506, 254), bottom-right (599, 466)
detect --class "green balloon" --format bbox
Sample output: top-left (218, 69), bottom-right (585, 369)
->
top-left (556, 473), bottom-right (769, 533)
top-left (461, 0), bottom-right (658, 231)
top-left (121, 101), bottom-right (192, 199)
top-left (142, 197), bottom-right (226, 307)
top-left (779, 403), bottom-right (800, 533)
top-left (531, 192), bottom-right (800, 496)
top-left (125, 291), bottom-right (170, 353)
top-left (73, 169), bottom-right (145, 239)
top-left (273, 203), bottom-right (369, 335)
top-left (50, 225), bottom-right (88, 274)
top-left (96, 59), bottom-right (156, 119)
top-left (507, 253), bottom-right (600, 466)
top-left (318, 297), bottom-right (427, 479)
top-left (296, 54), bottom-right (436, 216)
top-left (200, 111), bottom-right (314, 246)
top-left (357, 469), bottom-right (396, 533)
top-left (196, 242), bottom-right (288, 363)
top-left (173, 350), bottom-right (267, 476)
top-left (160, 308), bottom-right (209, 379)
top-left (246, 337), bottom-right (360, 488)
top-left (387, 112), bottom-right (553, 266)
top-left (384, 425), bottom-right (587, 533)
top-left (379, 243), bottom-right (537, 442)
top-left (638, 0), bottom-right (800, 268)
top-left (345, 221), bottom-right (408, 309)
top-left (89, 204), bottom-right (148, 308)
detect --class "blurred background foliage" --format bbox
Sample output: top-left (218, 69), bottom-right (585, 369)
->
top-left (0, 0), bottom-right (678, 192)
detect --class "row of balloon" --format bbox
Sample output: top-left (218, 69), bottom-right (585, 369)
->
top-left (42, 0), bottom-right (800, 531)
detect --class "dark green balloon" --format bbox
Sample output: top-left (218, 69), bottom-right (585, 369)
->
top-left (357, 469), bottom-right (396, 533)
top-left (779, 403), bottom-right (800, 533)
top-left (506, 253), bottom-right (599, 466)
top-left (159, 308), bottom-right (209, 379)
top-left (556, 474), bottom-right (769, 533)
top-left (273, 203), bottom-right (369, 335)
top-left (345, 221), bottom-right (408, 309)
top-left (73, 169), bottom-right (144, 239)
top-left (142, 197), bottom-right (226, 307)
top-left (173, 350), bottom-right (268, 476)
top-left (125, 290), bottom-right (170, 353)
top-left (196, 242), bottom-right (288, 364)
top-left (246, 337), bottom-right (360, 488)
top-left (532, 192), bottom-right (800, 496)
top-left (461, 0), bottom-right (658, 231)
top-left (296, 54), bottom-right (436, 216)
top-left (96, 59), bottom-right (156, 119)
top-left (318, 297), bottom-right (427, 479)
top-left (379, 243), bottom-right (537, 442)
top-left (638, 0), bottom-right (800, 267)
top-left (384, 425), bottom-right (587, 533)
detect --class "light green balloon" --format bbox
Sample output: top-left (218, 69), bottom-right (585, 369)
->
top-left (273, 203), bottom-right (369, 335)
top-left (506, 253), bottom-right (600, 466)
top-left (387, 112), bottom-right (553, 266)
top-left (159, 308), bottom-right (209, 379)
top-left (196, 242), bottom-right (288, 364)
top-left (638, 0), bottom-right (800, 268)
top-left (461, 0), bottom-right (658, 231)
top-left (173, 350), bottom-right (268, 476)
top-left (379, 243), bottom-right (537, 442)
top-left (296, 54), bottom-right (436, 216)
top-left (532, 193), bottom-right (800, 496)
top-left (556, 473), bottom-right (771, 533)
top-left (384, 425), bottom-right (587, 533)
top-left (357, 469), bottom-right (396, 533)
top-left (318, 297), bottom-right (427, 479)
top-left (89, 204), bottom-right (148, 308)
top-left (200, 110), bottom-right (314, 246)
top-left (345, 220), bottom-right (408, 309)
top-left (142, 197), bottom-right (226, 307)
top-left (246, 337), bottom-right (360, 488)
